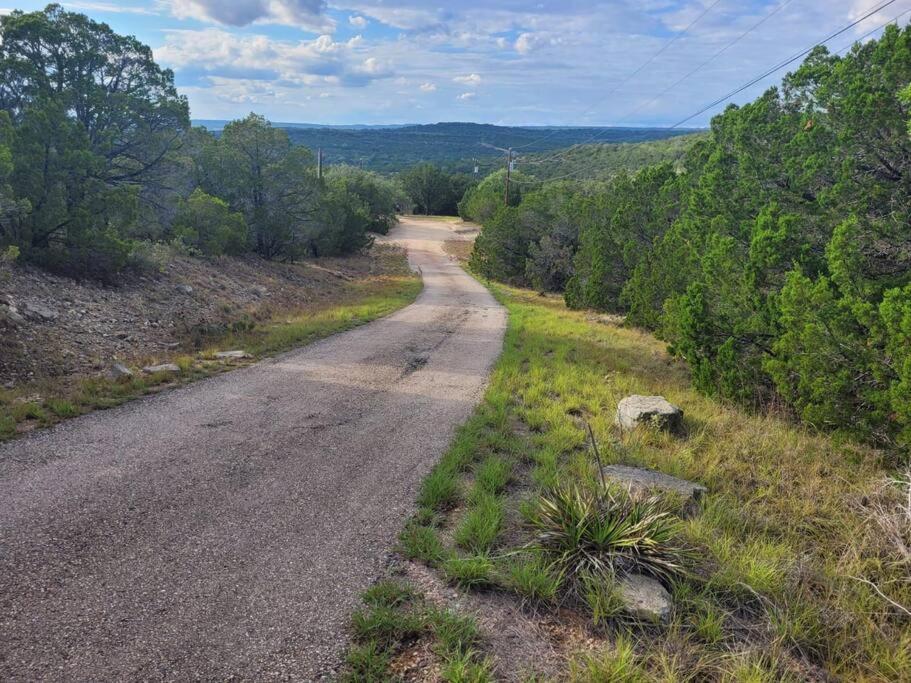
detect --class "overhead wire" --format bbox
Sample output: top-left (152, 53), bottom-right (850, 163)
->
top-left (511, 0), bottom-right (905, 185)
top-left (507, 0), bottom-right (727, 152)
top-left (521, 0), bottom-right (798, 173)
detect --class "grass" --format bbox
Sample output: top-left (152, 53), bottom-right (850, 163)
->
top-left (351, 282), bottom-right (911, 680)
top-left (0, 255), bottom-right (421, 442)
top-left (342, 579), bottom-right (491, 682)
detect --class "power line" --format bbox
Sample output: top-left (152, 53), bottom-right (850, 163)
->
top-left (508, 0), bottom-right (727, 152)
top-left (523, 0), bottom-right (797, 172)
top-left (670, 0), bottom-right (901, 128)
top-left (513, 0), bottom-right (905, 185)
top-left (833, 4), bottom-right (911, 54)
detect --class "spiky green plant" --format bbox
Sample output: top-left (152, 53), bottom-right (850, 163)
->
top-left (525, 484), bottom-right (687, 586)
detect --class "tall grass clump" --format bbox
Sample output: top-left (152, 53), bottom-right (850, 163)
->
top-left (525, 484), bottom-right (687, 588)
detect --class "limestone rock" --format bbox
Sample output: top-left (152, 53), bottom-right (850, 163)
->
top-left (175, 284), bottom-right (194, 295)
top-left (616, 395), bottom-right (683, 433)
top-left (215, 350), bottom-right (251, 359)
top-left (20, 301), bottom-right (58, 322)
top-left (618, 574), bottom-right (672, 623)
top-left (107, 363), bottom-right (134, 381)
top-left (602, 465), bottom-right (706, 505)
top-left (142, 363), bottom-right (180, 375)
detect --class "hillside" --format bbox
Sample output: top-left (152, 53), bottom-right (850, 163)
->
top-left (215, 122), bottom-right (700, 174)
top-left (520, 132), bottom-right (707, 181)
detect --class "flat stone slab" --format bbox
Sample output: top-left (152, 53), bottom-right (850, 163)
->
top-left (142, 363), bottom-right (180, 375)
top-left (602, 465), bottom-right (706, 504)
top-left (215, 350), bottom-right (251, 359)
top-left (618, 573), bottom-right (672, 623)
top-left (616, 395), bottom-right (683, 433)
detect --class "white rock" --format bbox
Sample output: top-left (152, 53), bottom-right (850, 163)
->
top-left (215, 350), bottom-right (251, 359)
top-left (142, 363), bottom-right (180, 375)
top-left (107, 363), bottom-right (134, 380)
top-left (20, 301), bottom-right (58, 322)
top-left (616, 395), bottom-right (683, 433)
top-left (618, 574), bottom-right (672, 623)
top-left (602, 465), bottom-right (706, 504)
top-left (175, 284), bottom-right (194, 295)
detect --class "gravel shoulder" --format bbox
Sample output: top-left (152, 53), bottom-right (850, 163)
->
top-left (0, 217), bottom-right (505, 681)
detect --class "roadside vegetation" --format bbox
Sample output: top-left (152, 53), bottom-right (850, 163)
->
top-left (346, 284), bottom-right (910, 681)
top-left (469, 26), bottom-right (911, 453)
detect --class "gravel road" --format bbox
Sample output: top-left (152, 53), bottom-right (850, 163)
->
top-left (0, 217), bottom-right (506, 681)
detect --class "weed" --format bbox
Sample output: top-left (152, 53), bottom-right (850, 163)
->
top-left (417, 464), bottom-right (461, 511)
top-left (364, 580), bottom-right (415, 609)
top-left (474, 455), bottom-right (512, 494)
top-left (454, 491), bottom-right (503, 552)
top-left (443, 554), bottom-right (494, 588)
top-left (428, 608), bottom-right (481, 656)
top-left (398, 522), bottom-right (447, 564)
top-left (45, 398), bottom-right (78, 418)
top-left (568, 635), bottom-right (649, 682)
top-left (350, 604), bottom-right (424, 650)
top-left (502, 554), bottom-right (561, 604)
top-left (440, 650), bottom-right (494, 682)
top-left (341, 641), bottom-right (391, 682)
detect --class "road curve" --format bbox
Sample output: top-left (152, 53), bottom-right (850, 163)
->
top-left (0, 217), bottom-right (505, 681)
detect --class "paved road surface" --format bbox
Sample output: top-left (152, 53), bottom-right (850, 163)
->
top-left (0, 217), bottom-right (505, 681)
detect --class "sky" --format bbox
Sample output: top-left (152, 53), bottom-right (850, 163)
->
top-left (1, 0), bottom-right (907, 126)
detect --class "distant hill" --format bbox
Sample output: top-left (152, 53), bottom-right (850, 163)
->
top-left (519, 132), bottom-right (708, 181)
top-left (193, 121), bottom-right (699, 174)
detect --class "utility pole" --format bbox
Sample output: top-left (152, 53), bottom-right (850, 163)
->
top-left (504, 147), bottom-right (512, 206)
top-left (479, 142), bottom-right (515, 207)
top-left (317, 147), bottom-right (323, 180)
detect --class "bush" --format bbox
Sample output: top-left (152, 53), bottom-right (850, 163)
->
top-left (172, 188), bottom-right (248, 256)
top-left (525, 485), bottom-right (686, 587)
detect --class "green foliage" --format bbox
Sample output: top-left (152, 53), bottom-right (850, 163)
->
top-left (325, 165), bottom-right (402, 234)
top-left (470, 25), bottom-right (911, 449)
top-left (442, 554), bottom-right (494, 588)
top-left (0, 5), bottom-right (188, 280)
top-left (525, 484), bottom-right (687, 586)
top-left (172, 189), bottom-right (248, 256)
top-left (399, 162), bottom-right (474, 215)
top-left (502, 553), bottom-right (562, 604)
top-left (276, 121), bottom-right (694, 174)
top-left (453, 491), bottom-right (503, 552)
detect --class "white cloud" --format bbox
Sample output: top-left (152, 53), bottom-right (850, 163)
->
top-left (168, 0), bottom-right (335, 32)
top-left (348, 14), bottom-right (367, 28)
top-left (457, 92), bottom-right (476, 101)
top-left (61, 2), bottom-right (159, 14)
top-left (419, 82), bottom-right (437, 92)
top-left (514, 31), bottom-right (561, 55)
top-left (453, 73), bottom-right (481, 86)
top-left (155, 28), bottom-right (391, 88)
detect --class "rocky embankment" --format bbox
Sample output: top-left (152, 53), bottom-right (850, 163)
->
top-left (0, 250), bottom-right (393, 388)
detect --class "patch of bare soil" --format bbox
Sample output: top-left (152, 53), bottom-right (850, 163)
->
top-left (0, 246), bottom-right (406, 387)
top-left (401, 561), bottom-right (605, 682)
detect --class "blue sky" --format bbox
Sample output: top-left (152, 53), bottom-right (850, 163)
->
top-left (1, 1), bottom-right (906, 125)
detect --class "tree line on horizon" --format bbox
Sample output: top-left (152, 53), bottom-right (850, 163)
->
top-left (0, 5), bottom-right (403, 282)
top-left (468, 25), bottom-right (911, 452)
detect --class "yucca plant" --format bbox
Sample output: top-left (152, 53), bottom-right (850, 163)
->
top-left (525, 484), bottom-right (687, 587)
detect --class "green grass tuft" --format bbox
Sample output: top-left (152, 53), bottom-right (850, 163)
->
top-left (442, 554), bottom-right (495, 588)
top-left (453, 491), bottom-right (504, 552)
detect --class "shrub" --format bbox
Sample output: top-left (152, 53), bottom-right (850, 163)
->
top-left (172, 188), bottom-right (248, 256)
top-left (525, 484), bottom-right (687, 587)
